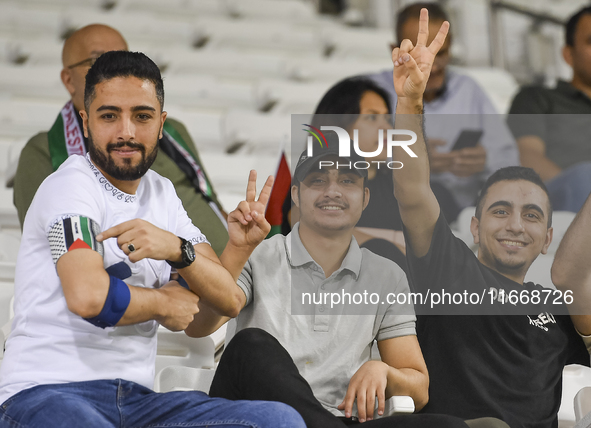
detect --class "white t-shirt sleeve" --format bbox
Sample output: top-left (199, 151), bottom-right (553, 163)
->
top-left (30, 165), bottom-right (104, 265)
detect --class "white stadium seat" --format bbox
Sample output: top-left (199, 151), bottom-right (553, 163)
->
top-left (163, 74), bottom-right (257, 111)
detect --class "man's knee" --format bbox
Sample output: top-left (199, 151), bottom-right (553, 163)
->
top-left (2, 387), bottom-right (111, 428)
top-left (226, 328), bottom-right (281, 355)
top-left (242, 401), bottom-right (306, 428)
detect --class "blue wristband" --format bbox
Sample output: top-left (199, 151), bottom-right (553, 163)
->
top-left (84, 275), bottom-right (131, 329)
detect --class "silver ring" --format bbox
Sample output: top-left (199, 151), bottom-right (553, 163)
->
top-left (127, 243), bottom-right (136, 252)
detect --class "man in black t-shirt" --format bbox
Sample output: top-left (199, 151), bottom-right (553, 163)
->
top-left (507, 6), bottom-right (591, 213)
top-left (390, 14), bottom-right (591, 427)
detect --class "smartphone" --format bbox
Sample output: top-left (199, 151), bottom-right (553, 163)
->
top-left (451, 130), bottom-right (483, 151)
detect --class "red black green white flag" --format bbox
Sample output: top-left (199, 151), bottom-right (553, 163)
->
top-left (265, 151), bottom-right (291, 238)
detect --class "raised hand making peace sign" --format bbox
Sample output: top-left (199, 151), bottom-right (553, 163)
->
top-left (227, 170), bottom-right (274, 249)
top-left (392, 8), bottom-right (449, 101)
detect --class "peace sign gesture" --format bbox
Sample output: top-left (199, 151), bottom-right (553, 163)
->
top-left (227, 170), bottom-right (274, 249)
top-left (392, 8), bottom-right (449, 101)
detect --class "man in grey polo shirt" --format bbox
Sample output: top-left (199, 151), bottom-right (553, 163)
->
top-left (197, 146), bottom-right (469, 428)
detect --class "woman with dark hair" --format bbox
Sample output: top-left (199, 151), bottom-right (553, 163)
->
top-left (284, 76), bottom-right (460, 269)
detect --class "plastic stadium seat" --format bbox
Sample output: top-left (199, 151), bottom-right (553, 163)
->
top-left (321, 27), bottom-right (394, 61)
top-left (189, 18), bottom-right (322, 57)
top-left (0, 64), bottom-right (66, 101)
top-left (545, 211), bottom-right (576, 254)
top-left (163, 50), bottom-right (290, 81)
top-left (575, 387), bottom-right (591, 422)
top-left (163, 74), bottom-right (257, 111)
top-left (455, 66), bottom-right (520, 115)
top-left (63, 9), bottom-right (196, 48)
top-left (560, 365), bottom-right (591, 427)
top-left (224, 0), bottom-right (317, 23)
top-left (198, 151), bottom-right (279, 211)
top-left (0, 38), bottom-right (63, 66)
top-left (222, 110), bottom-right (291, 154)
top-left (254, 79), bottom-right (333, 114)
top-left (0, 3), bottom-right (64, 40)
top-left (15, 0), bottom-right (113, 11)
top-left (162, 105), bottom-right (224, 152)
top-left (154, 326), bottom-right (215, 379)
top-left (116, 0), bottom-right (224, 19)
top-left (0, 282), bottom-right (14, 331)
top-left (451, 206), bottom-right (477, 250)
top-left (0, 100), bottom-right (64, 138)
top-left (286, 56), bottom-right (393, 83)
top-left (154, 365), bottom-right (216, 393)
top-left (0, 230), bottom-right (20, 282)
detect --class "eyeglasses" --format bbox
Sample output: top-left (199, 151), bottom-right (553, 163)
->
top-left (67, 56), bottom-right (98, 69)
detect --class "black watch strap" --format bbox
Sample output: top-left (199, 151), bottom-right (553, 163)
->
top-left (166, 237), bottom-right (196, 269)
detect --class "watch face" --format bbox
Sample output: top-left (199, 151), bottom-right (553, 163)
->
top-left (182, 239), bottom-right (196, 264)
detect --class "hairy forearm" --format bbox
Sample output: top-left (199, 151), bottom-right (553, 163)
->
top-left (392, 98), bottom-right (430, 205)
top-left (385, 367), bottom-right (429, 411)
top-left (185, 301), bottom-right (231, 338)
top-left (179, 252), bottom-right (243, 318)
top-left (116, 284), bottom-right (164, 325)
top-left (219, 242), bottom-right (255, 282)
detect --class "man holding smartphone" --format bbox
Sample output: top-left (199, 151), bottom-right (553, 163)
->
top-left (371, 2), bottom-right (519, 211)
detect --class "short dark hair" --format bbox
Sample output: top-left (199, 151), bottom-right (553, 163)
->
top-left (475, 166), bottom-right (552, 227)
top-left (311, 76), bottom-right (392, 130)
top-left (396, 2), bottom-right (449, 45)
top-left (84, 51), bottom-right (164, 111)
top-left (565, 6), bottom-right (591, 47)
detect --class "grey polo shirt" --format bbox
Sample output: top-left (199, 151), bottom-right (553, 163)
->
top-left (235, 223), bottom-right (416, 416)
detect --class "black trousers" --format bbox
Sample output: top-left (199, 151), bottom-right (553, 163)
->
top-left (209, 328), bottom-right (469, 428)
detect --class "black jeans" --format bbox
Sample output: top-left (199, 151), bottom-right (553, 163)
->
top-left (210, 328), bottom-right (469, 428)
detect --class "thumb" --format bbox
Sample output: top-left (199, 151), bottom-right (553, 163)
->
top-left (401, 53), bottom-right (423, 85)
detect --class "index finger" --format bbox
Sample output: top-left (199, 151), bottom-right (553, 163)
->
top-left (246, 170), bottom-right (257, 202)
top-left (96, 220), bottom-right (134, 242)
top-left (256, 175), bottom-right (275, 208)
top-left (428, 20), bottom-right (450, 55)
top-left (416, 8), bottom-right (430, 47)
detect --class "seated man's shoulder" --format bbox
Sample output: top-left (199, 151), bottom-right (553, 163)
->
top-left (18, 131), bottom-right (51, 165)
top-left (510, 84), bottom-right (555, 112)
top-left (42, 155), bottom-right (95, 191)
top-left (358, 247), bottom-right (407, 281)
top-left (164, 117), bottom-right (197, 151)
top-left (24, 131), bottom-right (50, 152)
top-left (165, 117), bottom-right (188, 133)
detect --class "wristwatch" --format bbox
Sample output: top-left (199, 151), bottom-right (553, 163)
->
top-left (166, 237), bottom-right (196, 269)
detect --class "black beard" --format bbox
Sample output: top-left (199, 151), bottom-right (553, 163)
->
top-left (88, 130), bottom-right (158, 181)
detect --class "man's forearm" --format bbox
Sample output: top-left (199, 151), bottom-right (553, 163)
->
top-left (393, 98), bottom-right (430, 206)
top-left (552, 192), bottom-right (591, 334)
top-left (385, 367), bottom-right (428, 411)
top-left (517, 136), bottom-right (562, 181)
top-left (179, 249), bottom-right (244, 318)
top-left (219, 242), bottom-right (254, 282)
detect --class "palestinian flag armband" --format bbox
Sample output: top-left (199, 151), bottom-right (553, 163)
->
top-left (48, 215), bottom-right (104, 264)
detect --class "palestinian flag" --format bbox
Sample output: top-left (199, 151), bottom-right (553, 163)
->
top-left (265, 151), bottom-right (292, 238)
top-left (48, 215), bottom-right (103, 264)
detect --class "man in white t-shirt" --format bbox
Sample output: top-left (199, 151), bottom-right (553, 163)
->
top-left (0, 51), bottom-right (304, 428)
